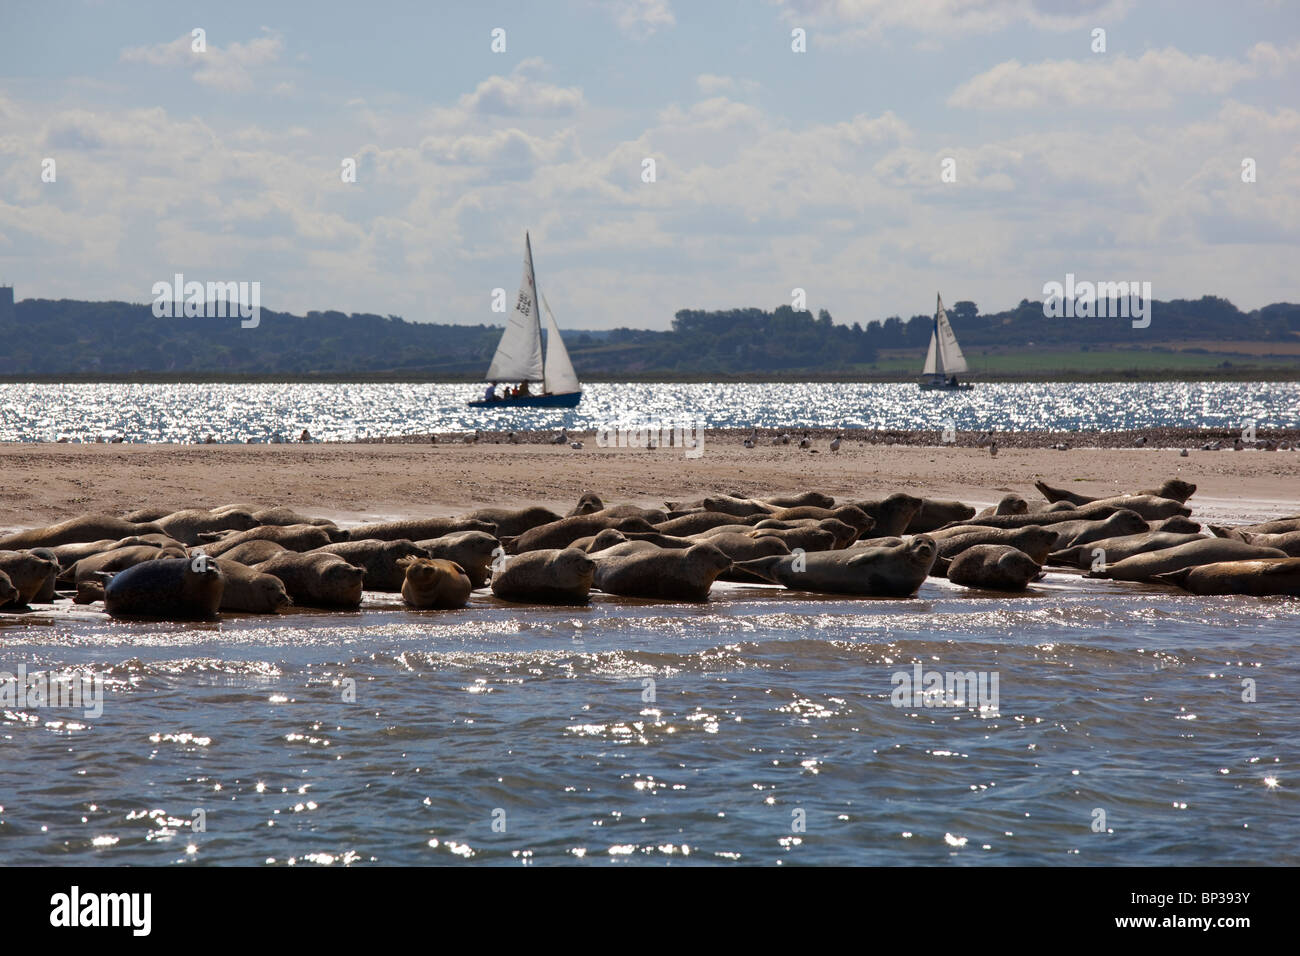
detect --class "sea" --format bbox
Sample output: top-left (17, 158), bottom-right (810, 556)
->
top-left (1, 380), bottom-right (1297, 865)
top-left (0, 380), bottom-right (1298, 442)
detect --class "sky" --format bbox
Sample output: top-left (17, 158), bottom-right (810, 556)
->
top-left (1, 0), bottom-right (1297, 330)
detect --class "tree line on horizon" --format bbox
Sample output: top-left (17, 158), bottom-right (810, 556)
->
top-left (2, 295), bottom-right (1297, 378)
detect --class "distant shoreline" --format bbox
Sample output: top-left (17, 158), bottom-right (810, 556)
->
top-left (4, 371), bottom-right (1300, 384)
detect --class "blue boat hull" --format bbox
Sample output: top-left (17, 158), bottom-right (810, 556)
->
top-left (467, 391), bottom-right (582, 408)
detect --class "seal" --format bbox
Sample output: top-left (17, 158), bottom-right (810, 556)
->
top-left (254, 552), bottom-right (365, 609)
top-left (398, 557), bottom-right (473, 609)
top-left (1048, 531), bottom-right (1204, 569)
top-left (197, 524), bottom-right (336, 557)
top-left (72, 545), bottom-right (188, 603)
top-left (313, 539), bottom-right (429, 592)
top-left (1149, 516), bottom-right (1200, 534)
top-left (104, 556), bottom-right (224, 621)
top-left (579, 529), bottom-right (692, 553)
top-left (1231, 530), bottom-right (1300, 557)
top-left (847, 494), bottom-right (925, 537)
top-left (973, 495), bottom-right (1029, 519)
top-left (745, 526), bottom-right (839, 553)
top-left (29, 548), bottom-right (59, 601)
top-left (0, 514), bottom-right (169, 550)
top-left (1034, 478), bottom-right (1197, 506)
top-left (653, 511), bottom-right (766, 537)
top-left (1086, 539), bottom-right (1288, 582)
top-left (509, 516), bottom-right (657, 553)
top-left (947, 545), bottom-right (1043, 591)
top-left (753, 492), bottom-right (836, 510)
top-left (1153, 558), bottom-right (1300, 596)
top-left (1211, 517), bottom-right (1300, 539)
top-left (931, 526), bottom-right (1059, 576)
top-left (755, 517), bottom-right (858, 549)
top-left (245, 507), bottom-right (343, 533)
top-left (344, 517), bottom-right (495, 543)
top-left (122, 506), bottom-right (180, 522)
top-left (736, 536), bottom-right (937, 597)
top-left (945, 502), bottom-right (1123, 531)
top-left (904, 500), bottom-right (977, 534)
top-left (765, 505), bottom-right (875, 537)
top-left (213, 539), bottom-right (290, 566)
top-left (464, 506), bottom-right (563, 537)
top-left (592, 542), bottom-right (732, 602)
top-left (154, 508), bottom-right (259, 545)
top-left (566, 493), bottom-right (605, 516)
top-left (0, 570), bottom-right (17, 608)
top-left (1036, 509), bottom-right (1150, 549)
top-left (415, 531), bottom-right (501, 587)
top-left (0, 550), bottom-right (60, 607)
top-left (491, 548), bottom-right (595, 605)
top-left (666, 495), bottom-right (773, 518)
top-left (212, 558), bottom-right (292, 613)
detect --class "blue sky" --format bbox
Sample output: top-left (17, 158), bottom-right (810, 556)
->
top-left (1, 0), bottom-right (1297, 329)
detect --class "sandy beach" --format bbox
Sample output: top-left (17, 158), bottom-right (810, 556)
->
top-left (2, 437), bottom-right (1295, 532)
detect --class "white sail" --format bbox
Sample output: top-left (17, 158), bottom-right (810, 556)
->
top-left (541, 293), bottom-right (580, 395)
top-left (485, 233), bottom-right (545, 383)
top-left (922, 294), bottom-right (968, 376)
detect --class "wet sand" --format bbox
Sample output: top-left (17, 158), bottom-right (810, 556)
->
top-left (2, 436), bottom-right (1296, 531)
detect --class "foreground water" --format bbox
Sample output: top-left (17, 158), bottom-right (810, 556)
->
top-left (2, 574), bottom-right (1295, 866)
top-left (2, 381), bottom-right (1298, 442)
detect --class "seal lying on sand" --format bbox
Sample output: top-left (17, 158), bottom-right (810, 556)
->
top-left (313, 539), bottom-right (428, 592)
top-left (345, 517), bottom-right (495, 543)
top-left (1225, 530), bottom-right (1300, 557)
top-left (666, 495), bottom-right (773, 518)
top-left (592, 542), bottom-right (732, 602)
top-left (0, 570), bottom-right (18, 607)
top-left (214, 539), bottom-right (289, 566)
top-left (415, 531), bottom-right (500, 588)
top-left (491, 548), bottom-right (595, 605)
top-left (72, 545), bottom-right (187, 603)
top-left (398, 557), bottom-right (472, 609)
top-left (1038, 510), bottom-right (1149, 549)
top-left (931, 526), bottom-right (1059, 577)
top-left (1048, 531), bottom-right (1205, 569)
top-left (844, 494), bottom-right (924, 537)
top-left (464, 506), bottom-right (562, 537)
top-left (212, 558), bottom-right (292, 613)
top-left (1211, 518), bottom-right (1300, 540)
top-left (197, 524), bottom-right (336, 557)
top-left (154, 508), bottom-right (258, 545)
top-left (737, 536), bottom-right (936, 597)
top-left (654, 512), bottom-right (765, 537)
top-left (973, 495), bottom-right (1029, 519)
top-left (254, 552), bottom-right (365, 609)
top-left (1086, 539), bottom-right (1288, 581)
top-left (753, 492), bottom-right (836, 510)
top-left (566, 493), bottom-right (605, 516)
top-left (947, 545), bottom-right (1043, 591)
top-left (904, 500), bottom-right (977, 534)
top-left (0, 551), bottom-right (60, 607)
top-left (509, 516), bottom-right (656, 553)
top-left (104, 557), bottom-right (224, 621)
top-left (29, 548), bottom-right (59, 601)
top-left (752, 517), bottom-right (858, 548)
top-left (0, 515), bottom-right (168, 550)
top-left (746, 526), bottom-right (839, 553)
top-left (1154, 558), bottom-right (1300, 596)
top-left (1034, 478), bottom-right (1197, 506)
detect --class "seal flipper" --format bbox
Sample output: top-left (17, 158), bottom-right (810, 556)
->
top-left (1151, 568), bottom-right (1192, 590)
top-left (733, 555), bottom-right (784, 584)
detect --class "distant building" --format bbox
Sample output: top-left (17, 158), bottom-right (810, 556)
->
top-left (0, 285), bottom-right (13, 323)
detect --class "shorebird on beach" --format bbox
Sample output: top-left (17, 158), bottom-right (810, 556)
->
top-left (464, 429), bottom-right (481, 444)
top-left (742, 428), bottom-right (757, 449)
top-left (300, 429), bottom-right (312, 442)
top-left (989, 441), bottom-right (998, 457)
top-left (570, 440), bottom-right (584, 449)
top-left (799, 432), bottom-right (812, 450)
top-left (830, 434), bottom-right (842, 453)
top-left (553, 429), bottom-right (569, 445)
top-left (507, 431), bottom-right (520, 444)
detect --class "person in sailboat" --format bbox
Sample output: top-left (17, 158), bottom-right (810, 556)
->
top-left (948, 374), bottom-right (958, 387)
top-left (485, 384), bottom-right (497, 402)
top-left (518, 381), bottom-right (532, 396)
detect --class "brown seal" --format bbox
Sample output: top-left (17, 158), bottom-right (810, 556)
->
top-left (947, 545), bottom-right (1043, 591)
top-left (104, 556), bottom-right (224, 621)
top-left (490, 548), bottom-right (595, 605)
top-left (399, 557), bottom-right (473, 609)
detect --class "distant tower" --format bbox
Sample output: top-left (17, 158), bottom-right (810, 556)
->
top-left (0, 285), bottom-right (13, 323)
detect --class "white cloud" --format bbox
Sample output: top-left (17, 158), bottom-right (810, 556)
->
top-left (696, 74), bottom-right (760, 95)
top-left (120, 29), bottom-right (284, 93)
top-left (950, 43), bottom-right (1300, 110)
top-left (770, 0), bottom-right (1133, 40)
top-left (600, 0), bottom-right (676, 36)
top-left (457, 60), bottom-right (584, 117)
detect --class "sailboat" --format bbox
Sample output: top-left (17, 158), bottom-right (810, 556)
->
top-left (919, 293), bottom-right (974, 390)
top-left (468, 232), bottom-right (583, 408)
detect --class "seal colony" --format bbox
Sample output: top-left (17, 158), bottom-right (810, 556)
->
top-left (2, 477), bottom-right (1299, 621)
